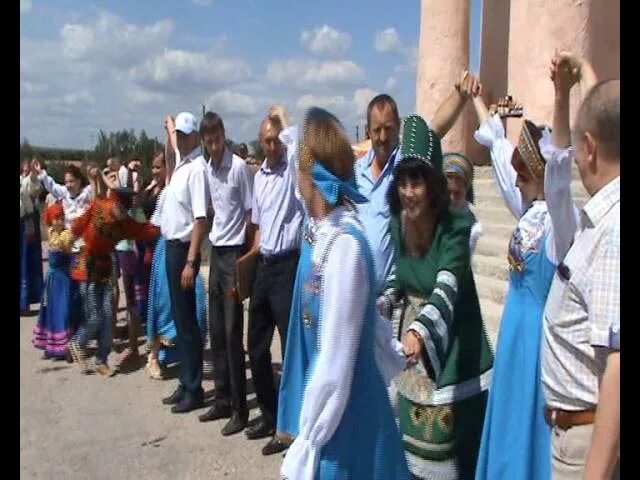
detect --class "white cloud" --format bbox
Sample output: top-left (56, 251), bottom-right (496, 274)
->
top-left (296, 94), bottom-right (349, 113)
top-left (267, 58), bottom-right (364, 90)
top-left (20, 0), bottom-right (32, 14)
top-left (374, 28), bottom-right (403, 53)
top-left (193, 0), bottom-right (214, 5)
top-left (126, 87), bottom-right (165, 105)
top-left (385, 76), bottom-right (397, 90)
top-left (354, 88), bottom-right (378, 117)
top-left (130, 49), bottom-right (251, 91)
top-left (60, 12), bottom-right (174, 68)
top-left (375, 28), bottom-right (418, 75)
top-left (301, 25), bottom-right (351, 57)
top-left (206, 90), bottom-right (259, 117)
top-left (63, 90), bottom-right (94, 106)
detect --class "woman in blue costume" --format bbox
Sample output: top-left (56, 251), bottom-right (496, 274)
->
top-left (20, 161), bottom-right (44, 314)
top-left (471, 82), bottom-right (578, 479)
top-left (145, 230), bottom-right (207, 378)
top-left (32, 203), bottom-right (75, 359)
top-left (277, 107), bottom-right (409, 480)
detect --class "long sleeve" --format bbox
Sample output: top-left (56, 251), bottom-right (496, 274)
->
top-left (374, 313), bottom-right (406, 386)
top-left (279, 125), bottom-right (303, 208)
top-left (280, 234), bottom-right (367, 480)
top-left (408, 214), bottom-right (472, 381)
top-left (71, 202), bottom-right (94, 237)
top-left (539, 131), bottom-right (580, 265)
top-left (469, 220), bottom-right (482, 256)
top-left (122, 219), bottom-right (160, 242)
top-left (21, 174), bottom-right (41, 199)
top-left (474, 115), bottom-right (523, 219)
top-left (38, 171), bottom-right (69, 200)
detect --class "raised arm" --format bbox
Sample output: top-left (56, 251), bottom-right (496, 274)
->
top-left (430, 70), bottom-right (479, 139)
top-left (164, 116), bottom-right (177, 183)
top-left (542, 52), bottom-right (584, 264)
top-left (280, 234), bottom-right (368, 480)
top-left (472, 95), bottom-right (523, 219)
top-left (32, 159), bottom-right (68, 200)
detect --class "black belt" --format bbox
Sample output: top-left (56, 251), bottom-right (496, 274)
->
top-left (166, 239), bottom-right (190, 247)
top-left (213, 245), bottom-right (243, 252)
top-left (259, 250), bottom-right (300, 265)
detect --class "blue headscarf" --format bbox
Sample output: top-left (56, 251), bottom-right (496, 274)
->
top-left (311, 162), bottom-right (367, 206)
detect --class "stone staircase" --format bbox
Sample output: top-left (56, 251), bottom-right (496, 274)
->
top-left (472, 166), bottom-right (589, 348)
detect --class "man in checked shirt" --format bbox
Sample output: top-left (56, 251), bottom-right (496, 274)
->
top-left (542, 55), bottom-right (620, 480)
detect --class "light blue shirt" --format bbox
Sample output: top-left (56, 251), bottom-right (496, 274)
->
top-left (252, 154), bottom-right (303, 256)
top-left (355, 146), bottom-right (400, 295)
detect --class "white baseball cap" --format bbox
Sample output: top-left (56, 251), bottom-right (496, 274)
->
top-left (174, 112), bottom-right (198, 135)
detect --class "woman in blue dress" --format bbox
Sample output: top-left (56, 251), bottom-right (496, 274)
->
top-left (277, 107), bottom-right (409, 480)
top-left (32, 203), bottom-right (74, 359)
top-left (471, 89), bottom-right (577, 479)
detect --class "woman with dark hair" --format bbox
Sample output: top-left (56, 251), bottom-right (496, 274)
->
top-left (32, 160), bottom-right (93, 332)
top-left (278, 107), bottom-right (409, 480)
top-left (20, 160), bottom-right (44, 314)
top-left (378, 114), bottom-right (494, 479)
top-left (443, 153), bottom-right (482, 255)
top-left (471, 86), bottom-right (578, 479)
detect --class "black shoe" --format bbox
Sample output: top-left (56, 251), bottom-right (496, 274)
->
top-left (170, 394), bottom-right (204, 414)
top-left (221, 411), bottom-right (248, 436)
top-left (245, 417), bottom-right (275, 440)
top-left (262, 437), bottom-right (290, 456)
top-left (162, 385), bottom-right (185, 405)
top-left (198, 404), bottom-right (232, 423)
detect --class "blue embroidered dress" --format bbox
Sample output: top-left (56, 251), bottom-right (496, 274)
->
top-left (473, 116), bottom-right (578, 480)
top-left (278, 206), bottom-right (409, 480)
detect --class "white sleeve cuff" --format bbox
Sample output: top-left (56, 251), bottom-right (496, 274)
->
top-left (474, 114), bottom-right (505, 148)
top-left (280, 437), bottom-right (319, 480)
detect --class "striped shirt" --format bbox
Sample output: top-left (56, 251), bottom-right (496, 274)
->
top-left (542, 176), bottom-right (620, 410)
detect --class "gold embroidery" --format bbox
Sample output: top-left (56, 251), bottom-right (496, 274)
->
top-left (303, 311), bottom-right (313, 328)
top-left (437, 406), bottom-right (454, 434)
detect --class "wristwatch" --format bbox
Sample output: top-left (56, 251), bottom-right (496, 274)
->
top-left (186, 258), bottom-right (199, 269)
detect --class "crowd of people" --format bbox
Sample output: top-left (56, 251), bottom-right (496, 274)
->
top-left (19, 49), bottom-right (619, 480)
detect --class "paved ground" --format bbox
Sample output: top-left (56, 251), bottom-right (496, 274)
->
top-left (20, 260), bottom-right (284, 480)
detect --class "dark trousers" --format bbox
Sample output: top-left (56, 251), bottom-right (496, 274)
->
top-left (209, 246), bottom-right (247, 413)
top-left (248, 251), bottom-right (299, 425)
top-left (166, 240), bottom-right (203, 397)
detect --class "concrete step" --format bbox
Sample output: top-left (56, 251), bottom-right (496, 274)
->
top-left (478, 221), bottom-right (513, 241)
top-left (473, 178), bottom-right (589, 204)
top-left (474, 272), bottom-right (508, 305)
top-left (473, 254), bottom-right (509, 282)
top-left (475, 233), bottom-right (510, 259)
top-left (479, 297), bottom-right (504, 348)
top-left (475, 204), bottom-right (517, 226)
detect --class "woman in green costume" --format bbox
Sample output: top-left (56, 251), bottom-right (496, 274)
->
top-left (377, 114), bottom-right (494, 480)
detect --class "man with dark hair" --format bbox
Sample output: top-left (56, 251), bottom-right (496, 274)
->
top-left (236, 143), bottom-right (249, 160)
top-left (198, 111), bottom-right (254, 436)
top-left (159, 112), bottom-right (210, 413)
top-left (356, 71), bottom-right (481, 294)
top-left (542, 53), bottom-right (619, 479)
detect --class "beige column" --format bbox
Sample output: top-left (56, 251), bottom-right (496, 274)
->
top-left (416, 0), bottom-right (471, 154)
top-left (505, 0), bottom-right (620, 143)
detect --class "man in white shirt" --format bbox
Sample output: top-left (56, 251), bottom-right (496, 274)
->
top-left (159, 112), bottom-right (210, 414)
top-left (542, 77), bottom-right (620, 479)
top-left (197, 112), bottom-right (254, 436)
top-left (239, 108), bottom-right (303, 455)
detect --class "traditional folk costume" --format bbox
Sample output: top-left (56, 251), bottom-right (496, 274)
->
top-left (37, 170), bottom-right (93, 333)
top-left (278, 156), bottom-right (409, 479)
top-left (69, 189), bottom-right (160, 372)
top-left (473, 116), bottom-right (577, 480)
top-left (20, 174), bottom-right (44, 312)
top-left (443, 153), bottom-right (483, 256)
top-left (32, 204), bottom-right (75, 358)
top-left (378, 116), bottom-right (494, 480)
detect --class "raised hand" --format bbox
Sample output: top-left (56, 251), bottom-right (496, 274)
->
top-left (550, 50), bottom-right (580, 94)
top-left (269, 105), bottom-right (289, 129)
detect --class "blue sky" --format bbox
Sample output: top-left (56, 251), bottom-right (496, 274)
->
top-left (20, 0), bottom-right (482, 149)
